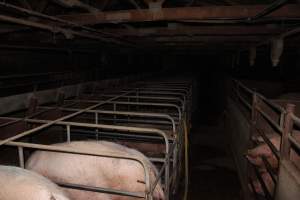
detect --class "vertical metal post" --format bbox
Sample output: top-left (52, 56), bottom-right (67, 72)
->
top-left (18, 146), bottom-right (24, 168)
top-left (136, 88), bottom-right (139, 111)
top-left (165, 155), bottom-right (170, 200)
top-left (57, 91), bottom-right (65, 106)
top-left (27, 97), bottom-right (38, 116)
top-left (251, 92), bottom-right (258, 129)
top-left (279, 112), bottom-right (285, 128)
top-left (95, 112), bottom-right (99, 140)
top-left (281, 104), bottom-right (295, 160)
top-left (246, 92), bottom-right (258, 200)
top-left (127, 97), bottom-right (130, 122)
top-left (67, 125), bottom-right (71, 143)
top-left (113, 103), bottom-right (117, 124)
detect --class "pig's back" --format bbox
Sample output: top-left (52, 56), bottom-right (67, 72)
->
top-left (0, 165), bottom-right (69, 200)
top-left (26, 141), bottom-right (153, 200)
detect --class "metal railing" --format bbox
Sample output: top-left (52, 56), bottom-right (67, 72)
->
top-left (231, 79), bottom-right (300, 200)
top-left (0, 78), bottom-right (193, 200)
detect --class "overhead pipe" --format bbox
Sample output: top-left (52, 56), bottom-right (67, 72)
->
top-left (53, 0), bottom-right (99, 13)
top-left (0, 2), bottom-right (128, 42)
top-left (0, 14), bottom-right (108, 41)
top-left (0, 44), bottom-right (98, 54)
top-left (247, 0), bottom-right (289, 21)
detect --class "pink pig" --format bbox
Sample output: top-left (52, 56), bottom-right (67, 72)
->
top-left (0, 165), bottom-right (70, 200)
top-left (26, 141), bottom-right (165, 200)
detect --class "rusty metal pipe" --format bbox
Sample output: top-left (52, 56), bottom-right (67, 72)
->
top-left (0, 14), bottom-right (107, 41)
top-left (0, 2), bottom-right (124, 40)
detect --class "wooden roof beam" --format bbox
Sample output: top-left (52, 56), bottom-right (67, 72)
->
top-left (58, 4), bottom-right (300, 25)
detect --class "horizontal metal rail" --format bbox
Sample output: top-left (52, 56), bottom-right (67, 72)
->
top-left (65, 99), bottom-right (182, 120)
top-left (122, 90), bottom-right (187, 103)
top-left (0, 91), bottom-right (132, 146)
top-left (255, 106), bottom-right (283, 134)
top-left (89, 94), bottom-right (185, 111)
top-left (57, 182), bottom-right (145, 198)
top-left (133, 87), bottom-right (190, 95)
top-left (39, 106), bottom-right (176, 132)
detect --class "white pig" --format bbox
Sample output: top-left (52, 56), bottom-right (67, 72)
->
top-left (0, 165), bottom-right (70, 200)
top-left (26, 141), bottom-right (165, 200)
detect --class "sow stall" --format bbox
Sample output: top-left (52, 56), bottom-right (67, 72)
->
top-left (227, 80), bottom-right (300, 200)
top-left (0, 77), bottom-right (193, 200)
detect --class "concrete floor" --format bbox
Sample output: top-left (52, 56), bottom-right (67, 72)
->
top-left (186, 117), bottom-right (242, 200)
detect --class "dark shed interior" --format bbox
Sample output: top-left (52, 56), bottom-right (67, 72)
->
top-left (0, 1), bottom-right (300, 200)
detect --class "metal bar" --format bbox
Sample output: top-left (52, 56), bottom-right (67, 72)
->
top-left (233, 80), bottom-right (255, 95)
top-left (249, 0), bottom-right (289, 21)
top-left (0, 119), bottom-right (22, 128)
top-left (39, 106), bottom-right (176, 132)
top-left (0, 2), bottom-right (129, 44)
top-left (95, 112), bottom-right (99, 140)
top-left (67, 100), bottom-right (181, 119)
top-left (262, 156), bottom-right (277, 184)
top-left (18, 146), bottom-right (25, 168)
top-left (123, 90), bottom-right (186, 101)
top-left (57, 182), bottom-right (144, 198)
top-left (151, 157), bottom-right (167, 193)
top-left (237, 93), bottom-right (252, 110)
top-left (281, 104), bottom-right (295, 160)
top-left (66, 100), bottom-right (182, 120)
top-left (252, 164), bottom-right (273, 200)
top-left (0, 14), bottom-right (112, 42)
top-left (133, 87), bottom-right (189, 95)
top-left (96, 90), bottom-right (186, 106)
top-left (0, 117), bottom-right (170, 158)
top-left (91, 94), bottom-right (185, 111)
top-left (0, 91), bottom-right (132, 146)
top-left (255, 127), bottom-right (280, 160)
top-left (288, 134), bottom-right (300, 151)
top-left (255, 106), bottom-right (283, 134)
top-left (256, 93), bottom-right (285, 113)
top-left (69, 129), bottom-right (171, 141)
top-left (67, 125), bottom-right (71, 143)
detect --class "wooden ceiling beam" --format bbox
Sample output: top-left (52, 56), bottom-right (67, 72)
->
top-left (101, 25), bottom-right (284, 36)
top-left (58, 4), bottom-right (300, 25)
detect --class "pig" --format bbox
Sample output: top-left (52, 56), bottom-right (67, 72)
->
top-left (26, 141), bottom-right (165, 200)
top-left (250, 171), bottom-right (275, 197)
top-left (247, 134), bottom-right (300, 171)
top-left (116, 140), bottom-right (166, 157)
top-left (0, 165), bottom-right (70, 200)
top-left (247, 136), bottom-right (280, 172)
top-left (247, 134), bottom-right (300, 196)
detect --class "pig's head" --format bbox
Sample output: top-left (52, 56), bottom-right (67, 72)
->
top-left (246, 137), bottom-right (280, 170)
top-left (246, 148), bottom-right (279, 172)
